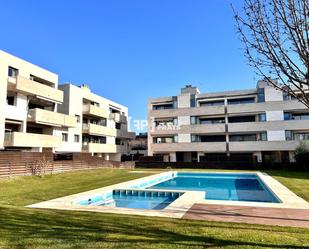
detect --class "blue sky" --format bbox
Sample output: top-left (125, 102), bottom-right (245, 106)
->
top-left (0, 0), bottom-right (256, 132)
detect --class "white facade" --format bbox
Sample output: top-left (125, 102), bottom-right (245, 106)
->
top-left (0, 50), bottom-right (134, 161)
top-left (57, 84), bottom-right (135, 161)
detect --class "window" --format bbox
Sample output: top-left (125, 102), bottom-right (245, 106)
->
top-left (228, 115), bottom-right (255, 123)
top-left (285, 130), bottom-right (293, 141)
top-left (199, 100), bottom-right (224, 107)
top-left (75, 115), bottom-right (80, 123)
top-left (200, 135), bottom-right (226, 142)
top-left (228, 97), bottom-right (255, 105)
top-left (292, 113), bottom-right (309, 120)
top-left (190, 95), bottom-right (196, 107)
top-left (283, 91), bottom-right (290, 101)
top-left (229, 134), bottom-right (256, 142)
top-left (200, 117), bottom-right (225, 124)
top-left (62, 133), bottom-right (68, 142)
top-left (294, 133), bottom-right (309, 141)
top-left (257, 88), bottom-right (265, 102)
top-left (6, 95), bottom-right (15, 106)
top-left (8, 66), bottom-right (18, 78)
top-left (284, 112), bottom-right (291, 120)
top-left (152, 103), bottom-right (174, 110)
top-left (259, 132), bottom-right (267, 141)
top-left (115, 122), bottom-right (121, 129)
top-left (153, 136), bottom-right (176, 143)
top-left (258, 113), bottom-right (266, 122)
top-left (190, 116), bottom-right (197, 125)
top-left (74, 135), bottom-right (80, 143)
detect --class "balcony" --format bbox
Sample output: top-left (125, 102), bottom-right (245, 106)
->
top-left (149, 106), bottom-right (225, 118)
top-left (82, 123), bottom-right (116, 136)
top-left (83, 103), bottom-right (110, 118)
top-left (229, 140), bottom-right (307, 152)
top-left (227, 100), bottom-right (307, 114)
top-left (7, 76), bottom-right (63, 103)
top-left (151, 142), bottom-right (226, 153)
top-left (4, 132), bottom-right (61, 148)
top-left (28, 108), bottom-right (76, 128)
top-left (82, 143), bottom-right (117, 153)
top-left (110, 113), bottom-right (127, 123)
top-left (228, 120), bottom-right (309, 133)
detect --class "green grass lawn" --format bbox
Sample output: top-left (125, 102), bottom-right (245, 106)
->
top-left (0, 168), bottom-right (308, 249)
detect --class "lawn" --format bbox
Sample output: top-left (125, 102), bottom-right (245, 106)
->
top-left (0, 168), bottom-right (308, 249)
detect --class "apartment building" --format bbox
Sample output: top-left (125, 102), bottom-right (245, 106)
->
top-left (148, 81), bottom-right (309, 163)
top-left (0, 50), bottom-right (77, 152)
top-left (0, 50), bottom-right (134, 161)
top-left (57, 84), bottom-right (135, 161)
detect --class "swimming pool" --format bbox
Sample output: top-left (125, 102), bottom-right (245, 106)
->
top-left (148, 172), bottom-right (280, 203)
top-left (29, 170), bottom-right (309, 218)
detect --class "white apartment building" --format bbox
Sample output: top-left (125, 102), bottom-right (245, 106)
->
top-left (0, 50), bottom-right (134, 161)
top-left (0, 50), bottom-right (76, 152)
top-left (57, 84), bottom-right (135, 161)
top-left (148, 81), bottom-right (309, 163)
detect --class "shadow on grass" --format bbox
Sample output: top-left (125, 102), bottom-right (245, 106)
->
top-left (265, 170), bottom-right (309, 180)
top-left (0, 206), bottom-right (308, 248)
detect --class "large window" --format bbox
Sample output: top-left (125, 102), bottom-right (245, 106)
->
top-left (152, 103), bottom-right (174, 110)
top-left (199, 117), bottom-right (225, 124)
top-left (227, 97), bottom-right (255, 105)
top-left (294, 133), bottom-right (309, 141)
top-left (229, 134), bottom-right (256, 142)
top-left (192, 135), bottom-right (226, 142)
top-left (199, 100), bottom-right (224, 107)
top-left (228, 115), bottom-right (255, 123)
top-left (284, 112), bottom-right (309, 121)
top-left (153, 136), bottom-right (177, 143)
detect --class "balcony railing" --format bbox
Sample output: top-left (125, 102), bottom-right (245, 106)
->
top-left (82, 123), bottom-right (116, 136)
top-left (82, 103), bottom-right (110, 118)
top-left (7, 76), bottom-right (63, 103)
top-left (28, 108), bottom-right (76, 128)
top-left (82, 143), bottom-right (118, 153)
top-left (109, 113), bottom-right (127, 123)
top-left (4, 132), bottom-right (61, 148)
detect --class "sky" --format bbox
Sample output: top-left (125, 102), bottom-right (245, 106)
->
top-left (0, 0), bottom-right (257, 132)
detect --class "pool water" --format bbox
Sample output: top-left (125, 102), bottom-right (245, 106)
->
top-left (100, 193), bottom-right (178, 210)
top-left (149, 172), bottom-right (280, 203)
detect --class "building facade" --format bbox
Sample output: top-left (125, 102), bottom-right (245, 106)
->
top-left (148, 82), bottom-right (309, 163)
top-left (57, 84), bottom-right (135, 161)
top-left (0, 50), bottom-right (134, 161)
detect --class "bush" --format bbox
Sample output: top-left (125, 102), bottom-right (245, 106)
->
top-left (294, 141), bottom-right (309, 170)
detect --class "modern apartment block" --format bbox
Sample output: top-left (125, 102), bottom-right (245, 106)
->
top-left (0, 50), bottom-right (134, 160)
top-left (0, 50), bottom-right (77, 152)
top-left (148, 82), bottom-right (309, 163)
top-left (57, 84), bottom-right (135, 161)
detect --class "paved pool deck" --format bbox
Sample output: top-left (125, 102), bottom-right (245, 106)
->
top-left (183, 204), bottom-right (309, 228)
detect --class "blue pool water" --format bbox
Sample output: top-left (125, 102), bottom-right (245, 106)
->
top-left (148, 172), bottom-right (280, 203)
top-left (78, 190), bottom-right (182, 210)
top-left (101, 193), bottom-right (178, 210)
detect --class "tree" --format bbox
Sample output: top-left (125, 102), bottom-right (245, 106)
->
top-left (233, 0), bottom-right (309, 107)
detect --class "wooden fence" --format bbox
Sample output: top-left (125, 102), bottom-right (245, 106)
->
top-left (0, 152), bottom-right (134, 178)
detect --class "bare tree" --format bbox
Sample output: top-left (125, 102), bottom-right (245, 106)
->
top-left (232, 0), bottom-right (309, 107)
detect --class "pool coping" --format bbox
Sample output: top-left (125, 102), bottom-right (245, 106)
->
top-left (27, 170), bottom-right (309, 219)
